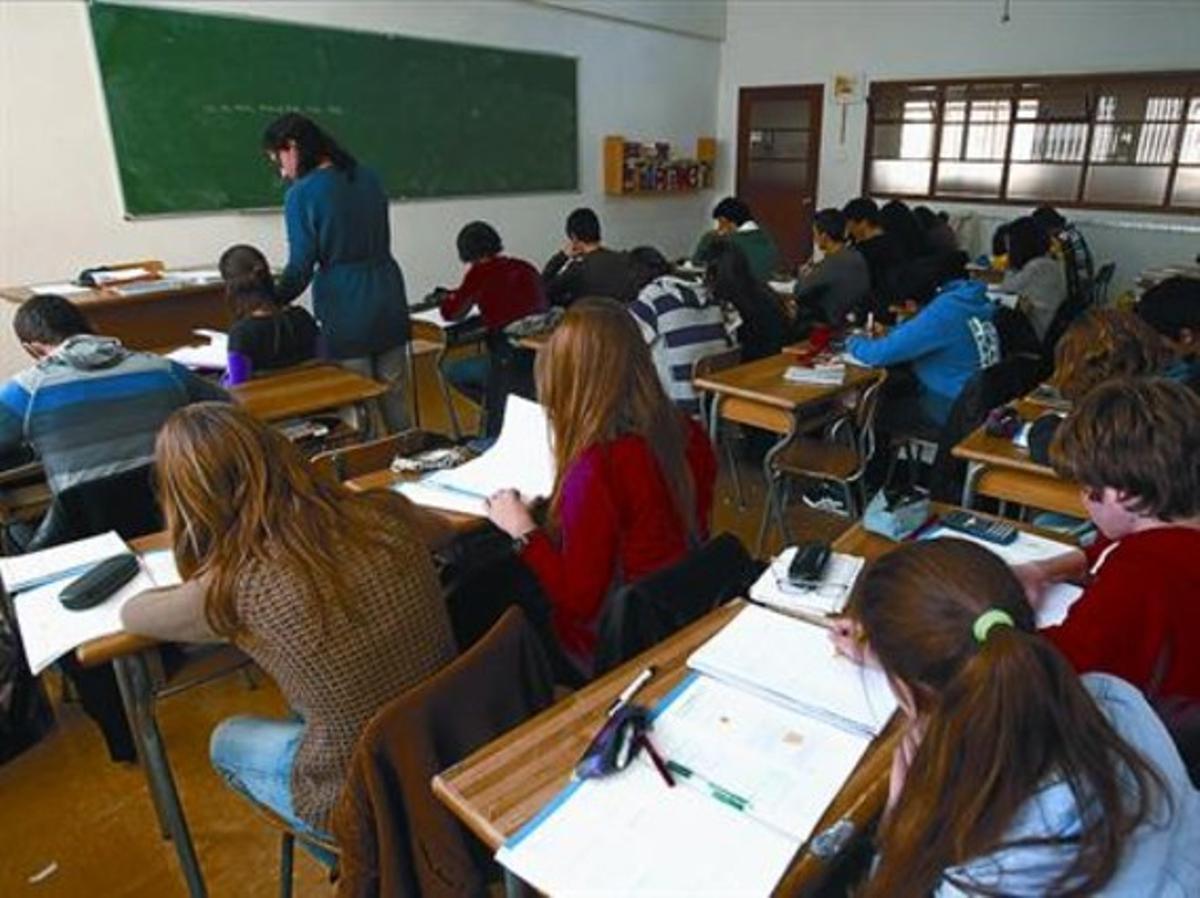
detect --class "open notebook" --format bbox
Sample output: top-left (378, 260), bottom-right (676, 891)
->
top-left (3, 533), bottom-right (182, 674)
top-left (496, 670), bottom-right (875, 897)
top-left (396, 394), bottom-right (554, 516)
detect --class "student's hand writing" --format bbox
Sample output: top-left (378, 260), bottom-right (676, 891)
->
top-left (1009, 561), bottom-right (1052, 607)
top-left (828, 616), bottom-right (878, 668)
top-left (485, 489), bottom-right (537, 540)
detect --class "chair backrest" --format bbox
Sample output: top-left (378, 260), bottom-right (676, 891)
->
top-left (593, 533), bottom-right (761, 676)
top-left (1092, 261), bottom-right (1116, 305)
top-left (692, 346), bottom-right (743, 430)
top-left (848, 368), bottom-right (888, 465)
top-left (928, 353), bottom-right (1044, 501)
top-left (331, 607), bottom-right (555, 898)
top-left (29, 464), bottom-right (163, 551)
top-left (310, 429), bottom-right (450, 482)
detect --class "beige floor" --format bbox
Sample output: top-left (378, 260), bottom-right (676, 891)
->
top-left (0, 351), bottom-right (853, 897)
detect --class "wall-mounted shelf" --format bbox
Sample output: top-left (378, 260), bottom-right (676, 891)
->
top-left (604, 135), bottom-right (716, 196)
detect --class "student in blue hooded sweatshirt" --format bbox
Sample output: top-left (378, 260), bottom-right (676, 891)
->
top-left (847, 252), bottom-right (999, 428)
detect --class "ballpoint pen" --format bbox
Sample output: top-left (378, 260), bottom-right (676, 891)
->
top-left (606, 665), bottom-right (655, 717)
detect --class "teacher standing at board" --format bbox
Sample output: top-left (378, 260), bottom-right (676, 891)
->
top-left (263, 113), bottom-right (411, 432)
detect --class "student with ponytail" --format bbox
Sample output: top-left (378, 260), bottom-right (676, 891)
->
top-left (218, 244), bottom-right (318, 385)
top-left (833, 539), bottom-right (1199, 897)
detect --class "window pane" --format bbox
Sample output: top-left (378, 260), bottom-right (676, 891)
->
top-left (936, 161), bottom-right (1003, 197)
top-left (871, 84), bottom-right (938, 120)
top-left (1084, 165), bottom-right (1170, 205)
top-left (1007, 163), bottom-right (1083, 202)
top-left (1179, 120), bottom-right (1200, 164)
top-left (1171, 167), bottom-right (1200, 207)
top-left (1011, 121), bottom-right (1088, 161)
top-left (868, 159), bottom-right (931, 195)
top-left (940, 123), bottom-right (964, 160)
top-left (748, 129), bottom-right (810, 160)
top-left (750, 100), bottom-right (811, 129)
top-left (872, 122), bottom-right (933, 159)
top-left (748, 159), bottom-right (808, 187)
top-left (1016, 82), bottom-right (1089, 120)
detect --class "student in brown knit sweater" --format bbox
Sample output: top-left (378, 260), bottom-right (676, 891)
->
top-left (121, 403), bottom-right (456, 850)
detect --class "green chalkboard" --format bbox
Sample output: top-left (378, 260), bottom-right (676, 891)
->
top-left (88, 3), bottom-right (578, 216)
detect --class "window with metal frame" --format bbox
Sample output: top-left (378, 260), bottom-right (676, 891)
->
top-left (863, 72), bottom-right (1200, 213)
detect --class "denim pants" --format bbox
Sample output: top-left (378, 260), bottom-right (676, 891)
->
top-left (209, 715), bottom-right (336, 866)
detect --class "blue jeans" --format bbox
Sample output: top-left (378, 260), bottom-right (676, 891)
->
top-left (210, 715), bottom-right (336, 866)
top-left (445, 354), bottom-right (490, 405)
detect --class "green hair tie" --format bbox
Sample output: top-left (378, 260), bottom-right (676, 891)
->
top-left (973, 608), bottom-right (1015, 644)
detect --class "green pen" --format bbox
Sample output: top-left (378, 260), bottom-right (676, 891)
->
top-left (666, 760), bottom-right (752, 812)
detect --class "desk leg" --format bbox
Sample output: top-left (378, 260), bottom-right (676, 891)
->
top-left (435, 346), bottom-right (463, 441)
top-left (503, 869), bottom-right (535, 898)
top-left (961, 461), bottom-right (984, 510)
top-left (113, 653), bottom-right (207, 898)
top-left (409, 346), bottom-right (422, 430)
top-left (756, 424), bottom-right (797, 556)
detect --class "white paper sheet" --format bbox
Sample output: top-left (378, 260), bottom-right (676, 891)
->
top-left (163, 268), bottom-right (223, 284)
top-left (750, 550), bottom-right (865, 617)
top-left (922, 526), bottom-right (1074, 566)
top-left (0, 531), bottom-right (128, 594)
top-left (784, 364), bottom-right (845, 385)
top-left (1035, 583), bottom-right (1084, 629)
top-left (769, 279), bottom-right (798, 293)
top-left (411, 306), bottom-right (453, 328)
top-left (28, 282), bottom-right (91, 297)
top-left (140, 549), bottom-right (182, 589)
top-left (165, 330), bottom-right (228, 370)
top-left (396, 395), bottom-right (553, 516)
top-left (654, 675), bottom-right (872, 843)
top-left (496, 760), bottom-right (798, 898)
top-left (688, 605), bottom-right (897, 738)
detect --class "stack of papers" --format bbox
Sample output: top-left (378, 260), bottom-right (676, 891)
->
top-left (397, 395), bottom-right (554, 516)
top-left (166, 329), bottom-right (228, 370)
top-left (689, 605), bottom-right (897, 738)
top-left (496, 673), bottom-right (873, 897)
top-left (784, 363), bottom-right (845, 385)
top-left (2, 533), bottom-right (181, 674)
top-left (750, 549), bottom-right (865, 617)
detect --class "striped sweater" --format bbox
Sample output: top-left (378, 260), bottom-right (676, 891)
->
top-left (0, 335), bottom-right (229, 493)
top-left (629, 276), bottom-right (732, 416)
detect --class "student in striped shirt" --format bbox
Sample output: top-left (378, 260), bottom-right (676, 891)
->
top-left (627, 247), bottom-right (732, 417)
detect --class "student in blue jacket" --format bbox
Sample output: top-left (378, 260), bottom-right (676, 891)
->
top-left (847, 252), bottom-right (999, 427)
top-left (263, 113), bottom-right (411, 432)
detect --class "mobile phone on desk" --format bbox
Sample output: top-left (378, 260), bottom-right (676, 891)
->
top-left (787, 540), bottom-right (832, 588)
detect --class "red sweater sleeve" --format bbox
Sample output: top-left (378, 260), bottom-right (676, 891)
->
top-left (685, 418), bottom-right (718, 539)
top-left (1042, 551), bottom-right (1169, 691)
top-left (518, 453), bottom-right (620, 653)
top-left (439, 264), bottom-right (481, 321)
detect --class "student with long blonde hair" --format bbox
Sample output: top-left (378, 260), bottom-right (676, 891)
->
top-left (121, 403), bottom-right (456, 844)
top-left (832, 539), bottom-right (1199, 897)
top-left (485, 297), bottom-right (717, 673)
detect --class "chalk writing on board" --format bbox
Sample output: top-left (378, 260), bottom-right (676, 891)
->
top-left (200, 103), bottom-right (346, 116)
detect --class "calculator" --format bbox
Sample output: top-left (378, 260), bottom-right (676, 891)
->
top-left (939, 511), bottom-right (1018, 545)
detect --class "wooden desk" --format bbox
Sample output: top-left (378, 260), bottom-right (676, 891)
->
top-left (0, 460), bottom-right (50, 525)
top-left (409, 314), bottom-right (486, 439)
top-left (432, 600), bottom-right (898, 897)
top-left (0, 275), bottom-right (230, 352)
top-left (73, 531), bottom-right (206, 897)
top-left (515, 328), bottom-right (554, 352)
top-left (695, 353), bottom-right (877, 550)
top-left (230, 363), bottom-right (387, 434)
top-left (344, 467), bottom-right (483, 533)
top-left (952, 399), bottom-right (1085, 519)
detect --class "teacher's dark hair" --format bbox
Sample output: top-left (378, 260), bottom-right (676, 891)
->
top-left (262, 113), bottom-right (357, 179)
top-left (15, 294), bottom-right (94, 345)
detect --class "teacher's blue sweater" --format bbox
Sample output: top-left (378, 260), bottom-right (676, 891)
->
top-left (276, 165), bottom-right (410, 359)
top-left (848, 278), bottom-right (999, 425)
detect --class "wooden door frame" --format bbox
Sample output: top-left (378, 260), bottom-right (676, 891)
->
top-left (735, 83), bottom-right (824, 205)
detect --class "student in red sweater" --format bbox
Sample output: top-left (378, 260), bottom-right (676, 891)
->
top-left (485, 297), bottom-right (717, 674)
top-left (1012, 378), bottom-right (1200, 781)
top-left (438, 221), bottom-right (546, 434)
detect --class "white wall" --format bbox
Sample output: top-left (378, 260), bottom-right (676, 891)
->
top-left (719, 0), bottom-right (1200, 295)
top-left (0, 0), bottom-right (721, 297)
top-left (535, 0), bottom-right (726, 40)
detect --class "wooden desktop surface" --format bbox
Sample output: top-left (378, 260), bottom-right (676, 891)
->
top-left (695, 353), bottom-right (875, 435)
top-left (952, 399), bottom-right (1085, 517)
top-left (0, 277), bottom-right (230, 352)
top-left (230, 364), bottom-right (387, 423)
top-left (345, 467), bottom-right (483, 533)
top-left (432, 598), bottom-right (899, 897)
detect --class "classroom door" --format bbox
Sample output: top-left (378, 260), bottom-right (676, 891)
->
top-left (736, 84), bottom-right (824, 271)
